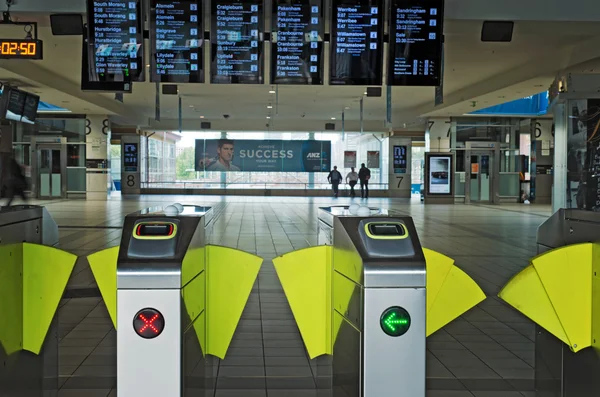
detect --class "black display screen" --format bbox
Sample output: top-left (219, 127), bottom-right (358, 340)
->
top-left (150, 0), bottom-right (204, 83)
top-left (0, 87), bottom-right (40, 124)
top-left (271, 0), bottom-right (324, 85)
top-left (86, 0), bottom-right (145, 84)
top-left (388, 0), bottom-right (444, 86)
top-left (330, 0), bottom-right (383, 85)
top-left (124, 143), bottom-right (139, 171)
top-left (210, 0), bottom-right (264, 84)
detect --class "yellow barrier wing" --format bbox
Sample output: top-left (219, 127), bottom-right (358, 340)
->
top-left (88, 246), bottom-right (119, 328)
top-left (273, 246), bottom-right (331, 359)
top-left (206, 245), bottom-right (262, 359)
top-left (499, 243), bottom-right (595, 353)
top-left (424, 248), bottom-right (486, 336)
top-left (23, 243), bottom-right (77, 354)
top-left (0, 244), bottom-right (24, 356)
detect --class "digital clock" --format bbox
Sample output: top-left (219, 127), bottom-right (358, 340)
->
top-left (0, 39), bottom-right (43, 60)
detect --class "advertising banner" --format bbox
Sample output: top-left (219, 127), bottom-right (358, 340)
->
top-left (367, 151), bottom-right (380, 169)
top-left (344, 151), bottom-right (357, 168)
top-left (429, 156), bottom-right (451, 194)
top-left (195, 139), bottom-right (331, 172)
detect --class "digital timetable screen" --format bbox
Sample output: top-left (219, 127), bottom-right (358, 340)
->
top-left (330, 0), bottom-right (384, 85)
top-left (150, 0), bottom-right (204, 83)
top-left (210, 0), bottom-right (264, 84)
top-left (271, 0), bottom-right (324, 85)
top-left (388, 0), bottom-right (444, 86)
top-left (86, 0), bottom-right (145, 83)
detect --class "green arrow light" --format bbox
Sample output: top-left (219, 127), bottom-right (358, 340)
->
top-left (380, 307), bottom-right (411, 337)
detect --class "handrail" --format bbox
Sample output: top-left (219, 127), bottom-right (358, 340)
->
top-left (140, 181), bottom-right (390, 190)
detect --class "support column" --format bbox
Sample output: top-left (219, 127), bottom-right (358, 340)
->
top-left (388, 136), bottom-right (412, 198)
top-left (550, 74), bottom-right (600, 213)
top-left (308, 132), bottom-right (315, 189)
top-left (121, 134), bottom-right (141, 195)
top-left (85, 115), bottom-right (111, 201)
top-left (0, 122), bottom-right (13, 185)
top-left (221, 132), bottom-right (227, 188)
top-left (425, 117), bottom-right (452, 152)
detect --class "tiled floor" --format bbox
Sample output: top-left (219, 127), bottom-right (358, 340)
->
top-left (35, 195), bottom-right (549, 396)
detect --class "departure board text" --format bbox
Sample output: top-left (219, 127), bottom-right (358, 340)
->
top-left (271, 0), bottom-right (323, 85)
top-left (330, 0), bottom-right (383, 85)
top-left (211, 0), bottom-right (263, 84)
top-left (151, 0), bottom-right (204, 83)
top-left (388, 0), bottom-right (444, 86)
top-left (86, 0), bottom-right (144, 82)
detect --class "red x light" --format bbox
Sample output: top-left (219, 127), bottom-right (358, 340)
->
top-left (133, 308), bottom-right (165, 339)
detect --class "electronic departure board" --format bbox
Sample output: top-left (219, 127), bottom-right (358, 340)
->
top-left (86, 0), bottom-right (145, 85)
top-left (211, 0), bottom-right (264, 84)
top-left (330, 0), bottom-right (384, 85)
top-left (271, 0), bottom-right (324, 85)
top-left (150, 0), bottom-right (204, 83)
top-left (388, 0), bottom-right (444, 86)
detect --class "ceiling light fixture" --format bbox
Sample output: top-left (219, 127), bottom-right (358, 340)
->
top-left (266, 116), bottom-right (271, 119)
top-left (269, 90), bottom-right (276, 94)
top-left (331, 117), bottom-right (336, 120)
top-left (267, 105), bottom-right (273, 109)
top-left (364, 91), bottom-right (368, 95)
top-left (199, 116), bottom-right (205, 119)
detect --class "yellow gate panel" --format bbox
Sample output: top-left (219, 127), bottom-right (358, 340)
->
top-left (87, 246), bottom-right (119, 328)
top-left (531, 244), bottom-right (592, 352)
top-left (273, 246), bottom-right (331, 359)
top-left (22, 243), bottom-right (77, 354)
top-left (206, 245), bottom-right (262, 359)
top-left (423, 248), bottom-right (486, 336)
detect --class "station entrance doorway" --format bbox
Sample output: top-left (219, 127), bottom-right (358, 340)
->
top-left (31, 137), bottom-right (67, 199)
top-left (464, 142), bottom-right (500, 204)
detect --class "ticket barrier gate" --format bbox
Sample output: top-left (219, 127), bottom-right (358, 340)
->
top-left (86, 205), bottom-right (263, 397)
top-left (499, 209), bottom-right (600, 397)
top-left (0, 206), bottom-right (77, 396)
top-left (273, 206), bottom-right (486, 396)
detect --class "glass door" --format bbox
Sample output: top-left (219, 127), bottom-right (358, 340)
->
top-left (469, 153), bottom-right (493, 203)
top-left (38, 148), bottom-right (63, 199)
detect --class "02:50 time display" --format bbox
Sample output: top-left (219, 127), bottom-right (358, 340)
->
top-left (1, 41), bottom-right (37, 56)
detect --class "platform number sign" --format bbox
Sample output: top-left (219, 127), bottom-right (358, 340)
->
top-left (133, 308), bottom-right (165, 339)
top-left (127, 175), bottom-right (136, 187)
top-left (380, 306), bottom-right (411, 337)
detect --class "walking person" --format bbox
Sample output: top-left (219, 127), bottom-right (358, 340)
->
top-left (358, 163), bottom-right (371, 199)
top-left (327, 166), bottom-right (343, 198)
top-left (346, 167), bottom-right (359, 197)
top-left (2, 156), bottom-right (28, 208)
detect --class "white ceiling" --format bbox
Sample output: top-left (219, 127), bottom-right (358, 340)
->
top-left (1, 14), bottom-right (600, 132)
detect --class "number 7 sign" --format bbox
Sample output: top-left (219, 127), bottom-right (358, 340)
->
top-left (396, 176), bottom-right (404, 188)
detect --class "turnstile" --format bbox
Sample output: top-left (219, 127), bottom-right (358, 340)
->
top-left (330, 213), bottom-right (426, 397)
top-left (116, 205), bottom-right (214, 397)
top-left (535, 209), bottom-right (600, 397)
top-left (0, 205), bottom-right (73, 397)
top-left (275, 206), bottom-right (484, 397)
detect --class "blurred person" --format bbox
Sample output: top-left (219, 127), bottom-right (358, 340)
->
top-left (1, 156), bottom-right (27, 207)
top-left (358, 163), bottom-right (371, 199)
top-left (327, 166), bottom-right (342, 198)
top-left (346, 167), bottom-right (358, 197)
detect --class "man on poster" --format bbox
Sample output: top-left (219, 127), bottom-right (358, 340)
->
top-left (205, 139), bottom-right (241, 172)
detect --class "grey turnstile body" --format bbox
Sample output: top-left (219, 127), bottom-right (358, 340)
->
top-left (0, 205), bottom-right (60, 397)
top-left (117, 205), bottom-right (213, 397)
top-left (535, 209), bottom-right (600, 397)
top-left (319, 207), bottom-right (427, 397)
top-left (0, 205), bottom-right (59, 246)
top-left (317, 206), bottom-right (390, 246)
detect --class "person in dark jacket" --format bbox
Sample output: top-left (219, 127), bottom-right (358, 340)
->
top-left (327, 166), bottom-right (343, 198)
top-left (358, 163), bottom-right (371, 199)
top-left (2, 157), bottom-right (28, 207)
